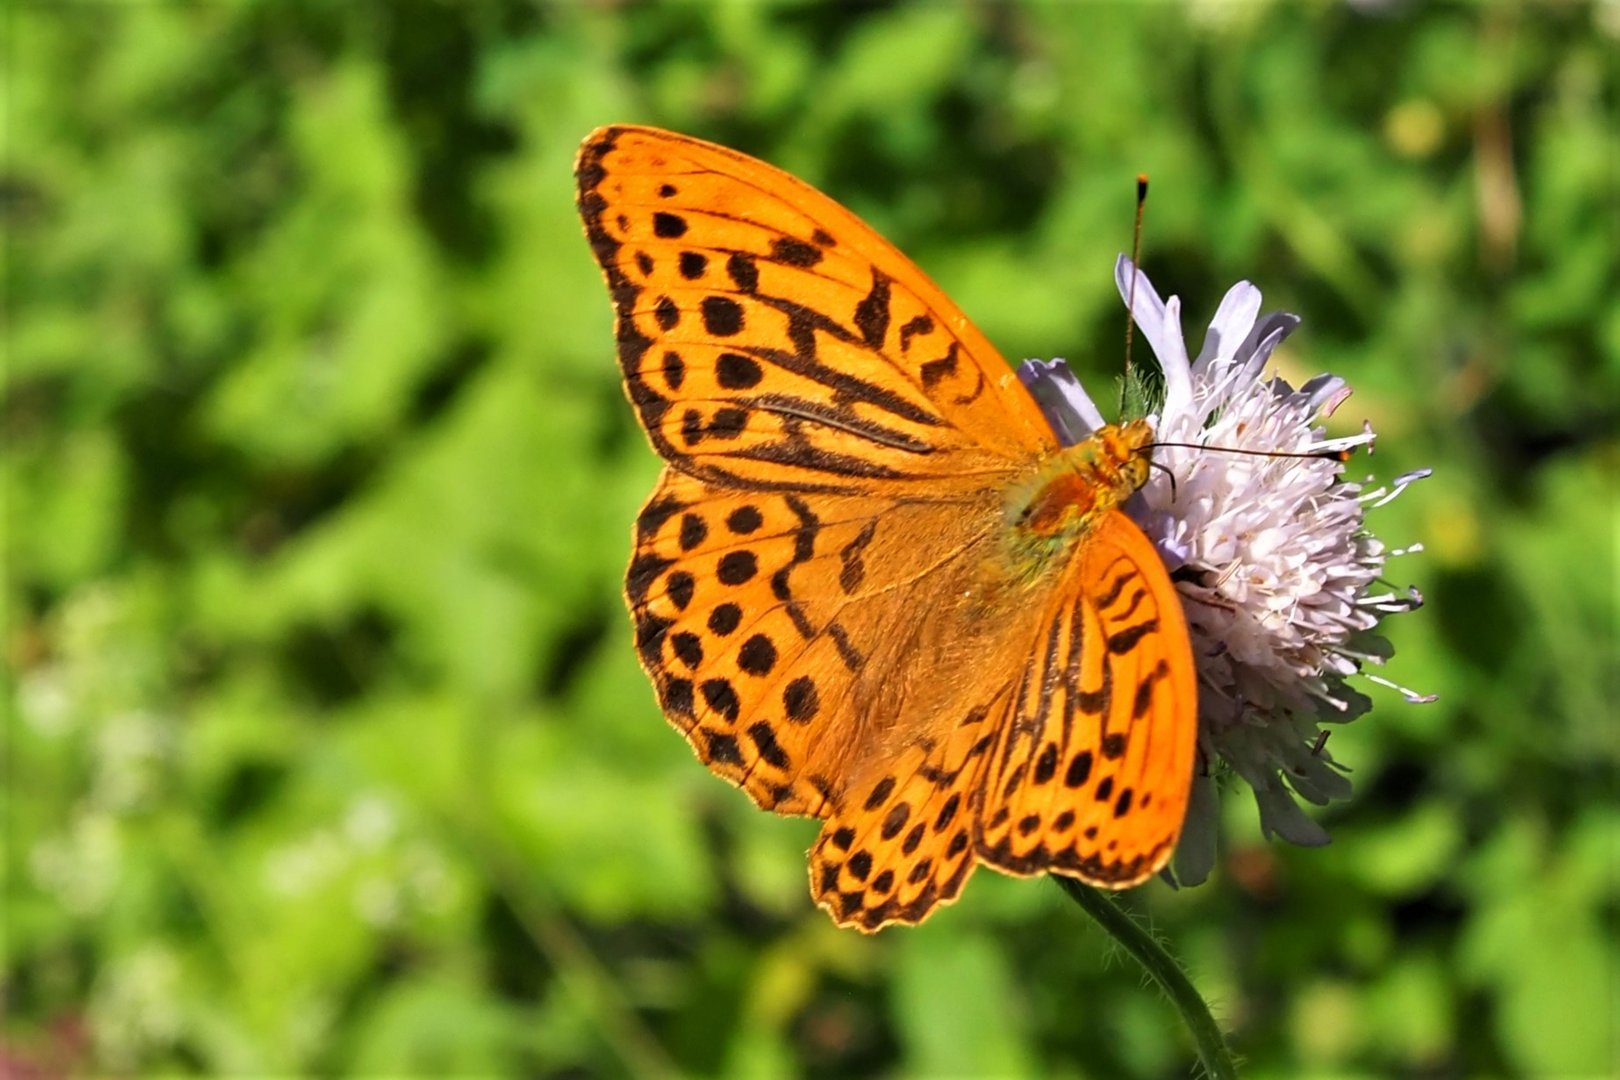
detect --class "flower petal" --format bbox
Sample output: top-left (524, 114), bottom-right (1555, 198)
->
top-left (1114, 256), bottom-right (1193, 416)
top-left (1018, 358), bottom-right (1105, 445)
top-left (1233, 312), bottom-right (1301, 383)
top-left (1192, 280), bottom-right (1261, 376)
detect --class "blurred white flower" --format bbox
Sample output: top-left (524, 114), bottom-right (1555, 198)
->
top-left (343, 792), bottom-right (399, 850)
top-left (31, 810), bottom-right (123, 915)
top-left (92, 944), bottom-right (182, 1069)
top-left (404, 844), bottom-right (457, 914)
top-left (94, 709), bottom-right (174, 811)
top-left (1019, 256), bottom-right (1428, 884)
top-left (18, 666), bottom-right (75, 736)
top-left (353, 875), bottom-right (403, 927)
top-left (263, 828), bottom-right (347, 897)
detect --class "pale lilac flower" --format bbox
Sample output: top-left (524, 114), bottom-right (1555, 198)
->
top-left (1019, 256), bottom-right (1429, 885)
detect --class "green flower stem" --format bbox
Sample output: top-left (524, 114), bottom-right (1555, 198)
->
top-left (1055, 878), bottom-right (1238, 1080)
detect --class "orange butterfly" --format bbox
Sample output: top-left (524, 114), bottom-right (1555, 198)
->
top-left (576, 126), bottom-right (1196, 931)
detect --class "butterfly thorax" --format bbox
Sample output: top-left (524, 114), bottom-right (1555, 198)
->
top-left (1003, 419), bottom-right (1154, 576)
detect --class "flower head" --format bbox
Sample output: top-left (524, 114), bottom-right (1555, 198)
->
top-left (1019, 257), bottom-right (1428, 885)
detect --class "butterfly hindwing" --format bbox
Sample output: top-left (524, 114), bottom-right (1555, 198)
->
top-left (804, 511), bottom-right (1195, 931)
top-left (973, 511), bottom-right (1197, 884)
top-left (806, 699), bottom-right (1005, 931)
top-left (629, 467), bottom-right (1004, 818)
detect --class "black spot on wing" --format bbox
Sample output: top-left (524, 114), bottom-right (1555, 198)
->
top-left (863, 776), bottom-right (896, 811)
top-left (853, 269), bottom-right (891, 348)
top-left (770, 236), bottom-right (823, 267)
top-left (679, 251), bottom-right (707, 279)
top-left (747, 721), bottom-right (790, 769)
top-left (1107, 619), bottom-right (1158, 654)
top-left (701, 679), bottom-right (741, 722)
top-left (726, 506), bottom-right (763, 534)
top-left (838, 519), bottom-right (879, 594)
top-left (701, 296), bottom-right (745, 336)
top-left (737, 634), bottom-right (777, 676)
top-left (1032, 743), bottom-right (1059, 785)
top-left (708, 407), bottom-right (747, 439)
top-left (784, 676), bottom-right (819, 723)
top-left (670, 631), bottom-right (703, 668)
top-left (716, 353), bottom-right (763, 389)
top-left (703, 730), bottom-right (744, 766)
top-left (1133, 659), bottom-right (1171, 719)
top-left (920, 342), bottom-right (959, 388)
top-left (898, 315), bottom-right (933, 352)
top-left (666, 571), bottom-right (695, 610)
top-left (1064, 751), bottom-right (1093, 789)
top-left (726, 252), bottom-right (759, 293)
top-left (678, 513), bottom-right (707, 551)
top-left (880, 802), bottom-right (911, 840)
top-left (660, 350), bottom-right (685, 390)
top-left (651, 297), bottom-right (677, 331)
top-left (708, 603), bottom-right (742, 636)
top-left (717, 551), bottom-right (758, 585)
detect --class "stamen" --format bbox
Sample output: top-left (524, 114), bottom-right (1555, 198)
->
top-left (1362, 671), bottom-right (1438, 704)
top-left (1314, 426), bottom-right (1378, 454)
top-left (1365, 468), bottom-right (1431, 508)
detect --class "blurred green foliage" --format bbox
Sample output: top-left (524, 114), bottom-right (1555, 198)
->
top-left (5, 2), bottom-right (1617, 1077)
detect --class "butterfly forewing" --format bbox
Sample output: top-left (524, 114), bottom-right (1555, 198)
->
top-left (577, 125), bottom-right (1057, 494)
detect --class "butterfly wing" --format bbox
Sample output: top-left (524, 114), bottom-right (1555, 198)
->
top-left (628, 466), bottom-right (1004, 818)
top-left (973, 510), bottom-right (1197, 885)
top-left (806, 511), bottom-right (1196, 931)
top-left (576, 125), bottom-right (1058, 494)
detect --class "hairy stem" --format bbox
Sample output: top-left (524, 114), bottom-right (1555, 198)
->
top-left (1055, 878), bottom-right (1238, 1080)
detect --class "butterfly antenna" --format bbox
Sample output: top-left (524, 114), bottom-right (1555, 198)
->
top-left (1123, 173), bottom-right (1149, 391)
top-left (1150, 440), bottom-right (1353, 464)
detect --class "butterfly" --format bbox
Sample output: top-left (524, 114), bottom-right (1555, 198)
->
top-left (576, 125), bottom-right (1196, 931)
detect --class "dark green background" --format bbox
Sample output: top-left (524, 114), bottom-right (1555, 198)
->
top-left (6, 3), bottom-right (1616, 1076)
